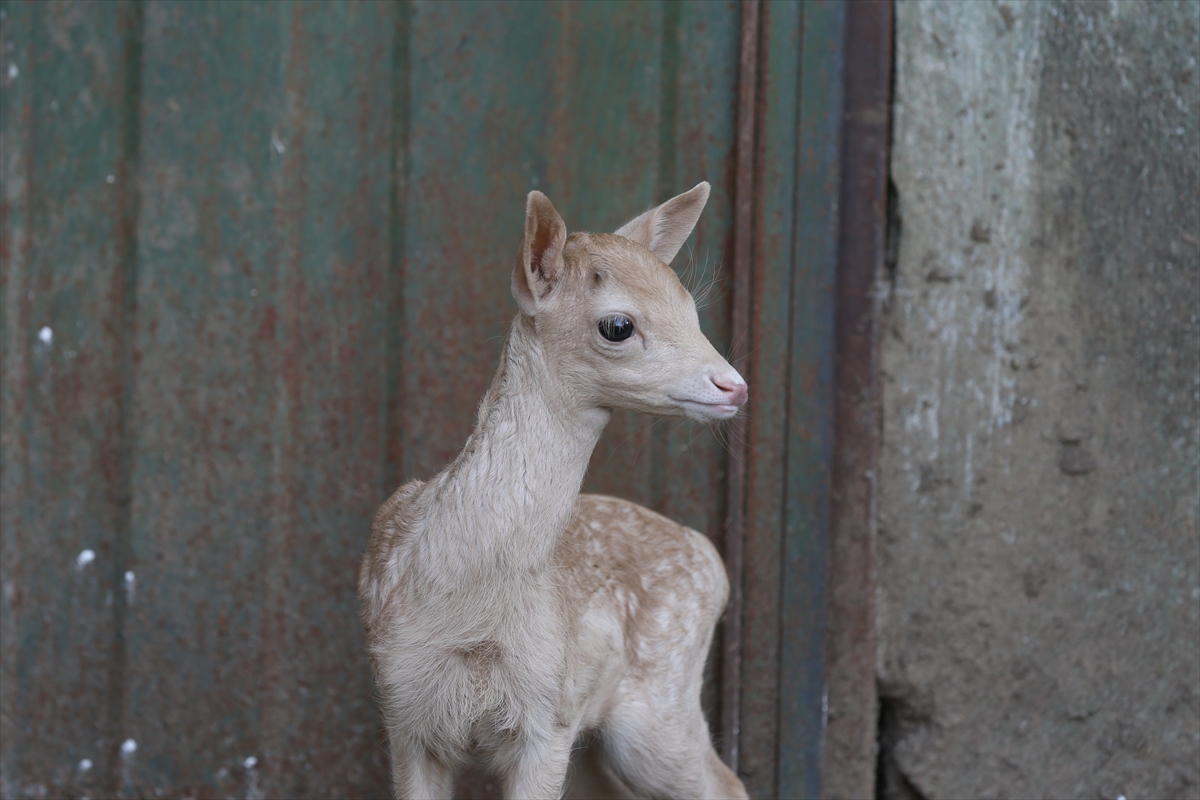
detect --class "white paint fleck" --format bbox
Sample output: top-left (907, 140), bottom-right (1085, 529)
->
top-left (120, 738), bottom-right (137, 756)
top-left (271, 131), bottom-right (286, 154)
top-left (1117, 795), bottom-right (1127, 800)
top-left (79, 758), bottom-right (92, 771)
top-left (244, 754), bottom-right (264, 800)
top-left (7, 63), bottom-right (17, 80)
top-left (106, 174), bottom-right (116, 184)
top-left (124, 570), bottom-right (136, 604)
top-left (77, 549), bottom-right (96, 569)
top-left (38, 326), bottom-right (53, 345)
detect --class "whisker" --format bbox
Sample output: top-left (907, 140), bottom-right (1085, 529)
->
top-left (601, 417), bottom-right (663, 468)
top-left (629, 417), bottom-right (664, 469)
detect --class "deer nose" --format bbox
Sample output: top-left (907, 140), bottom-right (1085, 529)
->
top-left (711, 376), bottom-right (748, 406)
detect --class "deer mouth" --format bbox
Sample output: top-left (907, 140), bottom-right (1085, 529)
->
top-left (670, 397), bottom-right (742, 420)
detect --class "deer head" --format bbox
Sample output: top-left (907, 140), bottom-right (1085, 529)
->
top-left (511, 182), bottom-right (747, 422)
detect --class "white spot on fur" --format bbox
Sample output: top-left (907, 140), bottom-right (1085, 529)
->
top-left (7, 63), bottom-right (17, 80)
top-left (77, 549), bottom-right (95, 569)
top-left (120, 738), bottom-right (136, 756)
top-left (124, 570), bottom-right (135, 604)
top-left (78, 759), bottom-right (92, 771)
top-left (38, 326), bottom-right (52, 344)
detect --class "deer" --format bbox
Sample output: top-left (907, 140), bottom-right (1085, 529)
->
top-left (359, 182), bottom-right (750, 800)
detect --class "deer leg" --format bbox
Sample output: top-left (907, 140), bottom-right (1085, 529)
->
top-left (500, 726), bottom-right (574, 800)
top-left (390, 739), bottom-right (456, 800)
top-left (601, 691), bottom-right (747, 800)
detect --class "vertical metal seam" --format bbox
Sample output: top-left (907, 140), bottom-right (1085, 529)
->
top-left (655, 1), bottom-right (680, 209)
top-left (382, 0), bottom-right (412, 498)
top-left (722, 0), bottom-right (761, 775)
top-left (821, 1), bottom-right (893, 795)
top-left (106, 1), bottom-right (143, 793)
top-left (262, 5), bottom-right (311, 790)
top-left (4, 0), bottom-right (38, 781)
top-left (779, 1), bottom-right (848, 793)
top-left (649, 0), bottom-right (681, 515)
top-left (775, 0), bottom-right (805, 790)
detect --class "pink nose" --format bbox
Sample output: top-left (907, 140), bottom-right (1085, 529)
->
top-left (712, 377), bottom-right (748, 406)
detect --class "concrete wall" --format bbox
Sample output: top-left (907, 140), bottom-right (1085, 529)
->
top-left (879, 2), bottom-right (1199, 798)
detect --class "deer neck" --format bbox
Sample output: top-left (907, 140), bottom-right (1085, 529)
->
top-left (425, 314), bottom-right (608, 580)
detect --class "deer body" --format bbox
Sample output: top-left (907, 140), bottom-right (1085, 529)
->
top-left (360, 184), bottom-right (749, 799)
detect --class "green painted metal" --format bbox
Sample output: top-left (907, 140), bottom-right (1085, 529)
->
top-left (0, 1), bottom-right (848, 796)
top-left (1, 1), bottom-right (139, 795)
top-left (738, 0), bottom-right (798, 793)
top-left (781, 1), bottom-right (846, 796)
top-left (124, 3), bottom-right (396, 795)
top-left (736, 3), bottom-right (846, 797)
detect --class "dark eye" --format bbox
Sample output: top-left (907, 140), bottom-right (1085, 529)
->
top-left (598, 315), bottom-right (635, 342)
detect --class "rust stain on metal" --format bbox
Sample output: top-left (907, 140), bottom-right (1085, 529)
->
top-left (822, 2), bottom-right (892, 797)
top-left (721, 0), bottom-right (761, 775)
top-left (1, 1), bottom-right (853, 795)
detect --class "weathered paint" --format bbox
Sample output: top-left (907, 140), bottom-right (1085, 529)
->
top-left (0, 1), bottom-right (857, 796)
top-left (781, 2), bottom-right (846, 796)
top-left (736, 2), bottom-right (802, 797)
top-left (733, 2), bottom-right (848, 797)
top-left (720, 0), bottom-right (760, 774)
top-left (124, 3), bottom-right (396, 796)
top-left (1, 2), bottom-right (140, 796)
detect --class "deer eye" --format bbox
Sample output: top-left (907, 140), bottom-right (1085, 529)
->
top-left (598, 316), bottom-right (635, 342)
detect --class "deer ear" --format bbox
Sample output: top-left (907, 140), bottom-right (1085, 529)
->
top-left (512, 191), bottom-right (568, 316)
top-left (614, 181), bottom-right (710, 265)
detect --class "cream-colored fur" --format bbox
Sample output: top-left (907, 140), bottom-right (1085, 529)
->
top-left (359, 183), bottom-right (749, 800)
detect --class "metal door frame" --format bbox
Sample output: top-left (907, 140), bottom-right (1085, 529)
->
top-left (720, 2), bottom-right (892, 796)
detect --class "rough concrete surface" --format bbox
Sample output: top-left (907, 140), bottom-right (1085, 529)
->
top-left (879, 2), bottom-right (1199, 798)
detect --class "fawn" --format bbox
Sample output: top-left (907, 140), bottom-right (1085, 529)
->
top-left (359, 182), bottom-right (749, 799)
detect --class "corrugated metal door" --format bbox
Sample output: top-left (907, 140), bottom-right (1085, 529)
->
top-left (1, 1), bottom-right (848, 797)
